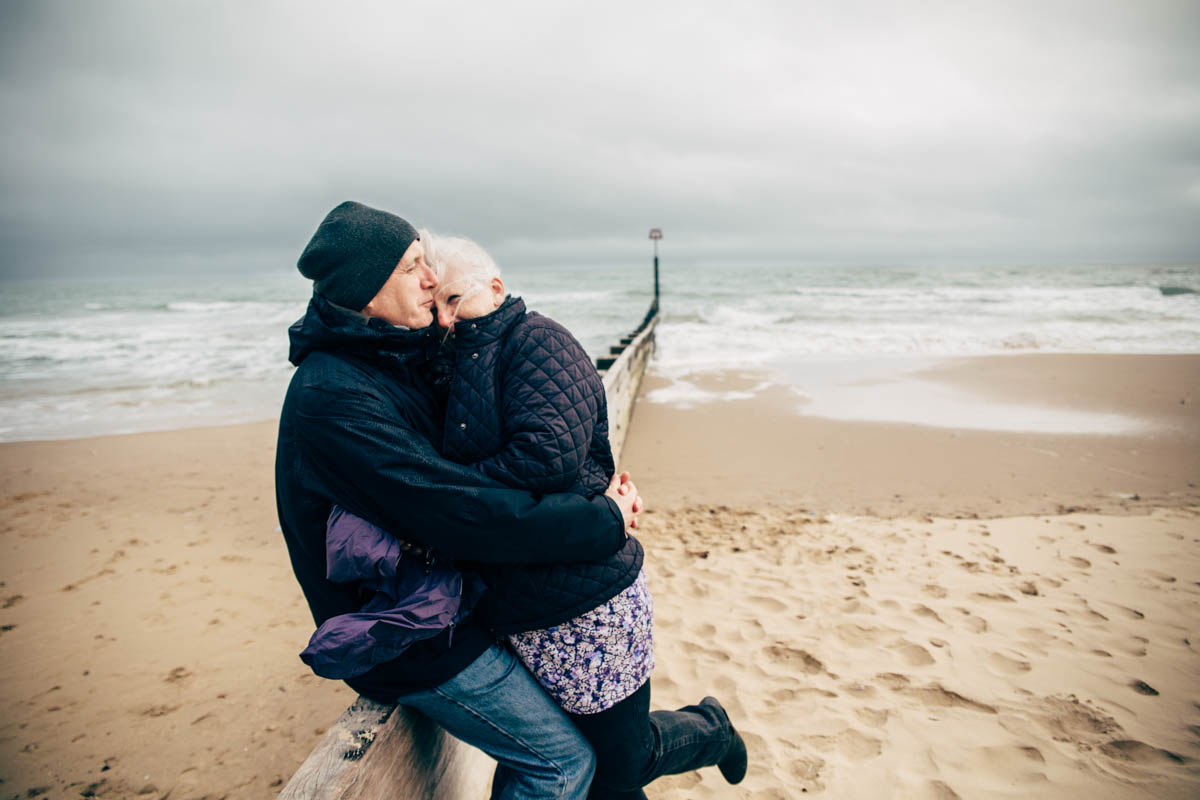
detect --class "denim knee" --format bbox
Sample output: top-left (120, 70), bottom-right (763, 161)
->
top-left (558, 738), bottom-right (597, 798)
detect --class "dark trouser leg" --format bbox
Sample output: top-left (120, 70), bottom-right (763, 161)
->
top-left (568, 681), bottom-right (732, 799)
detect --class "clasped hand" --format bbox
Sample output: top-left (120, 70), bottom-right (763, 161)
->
top-left (605, 471), bottom-right (644, 531)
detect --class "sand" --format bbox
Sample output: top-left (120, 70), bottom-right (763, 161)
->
top-left (1, 354), bottom-right (1198, 798)
top-left (639, 506), bottom-right (1199, 798)
top-left (0, 424), bottom-right (356, 799)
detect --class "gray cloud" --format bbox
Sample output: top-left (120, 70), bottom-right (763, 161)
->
top-left (1, 0), bottom-right (1198, 279)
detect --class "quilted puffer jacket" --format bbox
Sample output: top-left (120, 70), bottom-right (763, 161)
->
top-left (442, 296), bottom-right (644, 635)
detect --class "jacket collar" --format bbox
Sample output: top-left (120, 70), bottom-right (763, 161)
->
top-left (450, 295), bottom-right (526, 347)
top-left (288, 293), bottom-right (437, 367)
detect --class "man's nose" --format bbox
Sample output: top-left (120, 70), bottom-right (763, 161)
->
top-left (420, 265), bottom-right (437, 288)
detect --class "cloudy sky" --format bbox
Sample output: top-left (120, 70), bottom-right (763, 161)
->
top-left (1, 0), bottom-right (1198, 279)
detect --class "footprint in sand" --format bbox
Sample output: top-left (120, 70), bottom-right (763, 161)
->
top-left (763, 644), bottom-right (825, 674)
top-left (1100, 739), bottom-right (1187, 765)
top-left (922, 584), bottom-right (949, 599)
top-left (903, 683), bottom-right (998, 714)
top-left (912, 604), bottom-right (945, 623)
top-left (891, 640), bottom-right (935, 667)
top-left (1106, 604), bottom-right (1145, 620)
top-left (1090, 542), bottom-right (1117, 554)
top-left (139, 704), bottom-right (181, 718)
top-left (1039, 695), bottom-right (1120, 743)
top-left (971, 592), bottom-right (1016, 603)
top-left (801, 729), bottom-right (883, 761)
top-left (988, 652), bottom-right (1033, 674)
top-left (835, 623), bottom-right (888, 647)
top-left (787, 753), bottom-right (825, 786)
top-left (1018, 627), bottom-right (1058, 645)
top-left (748, 595), bottom-right (788, 613)
top-left (953, 608), bottom-right (989, 634)
top-left (785, 686), bottom-right (838, 701)
top-left (854, 707), bottom-right (889, 728)
top-left (1110, 637), bottom-right (1147, 657)
top-left (164, 667), bottom-right (193, 684)
top-left (679, 640), bottom-right (731, 663)
top-left (975, 745), bottom-right (1048, 785)
top-left (1066, 556), bottom-right (1092, 569)
top-left (875, 672), bottom-right (911, 691)
top-left (927, 780), bottom-right (962, 800)
top-left (837, 728), bottom-right (884, 760)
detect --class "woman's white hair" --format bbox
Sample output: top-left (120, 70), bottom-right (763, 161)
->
top-left (419, 228), bottom-right (503, 303)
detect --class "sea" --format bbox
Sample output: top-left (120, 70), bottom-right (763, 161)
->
top-left (1, 262), bottom-right (1197, 442)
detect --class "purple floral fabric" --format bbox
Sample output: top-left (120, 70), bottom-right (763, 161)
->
top-left (509, 569), bottom-right (654, 715)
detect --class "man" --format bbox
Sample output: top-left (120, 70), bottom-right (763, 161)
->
top-left (276, 201), bottom-right (641, 798)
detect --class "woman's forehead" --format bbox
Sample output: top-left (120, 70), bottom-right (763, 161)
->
top-left (435, 264), bottom-right (477, 294)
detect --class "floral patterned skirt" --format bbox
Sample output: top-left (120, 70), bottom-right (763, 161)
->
top-left (509, 569), bottom-right (654, 715)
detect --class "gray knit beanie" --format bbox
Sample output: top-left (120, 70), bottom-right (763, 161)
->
top-left (297, 201), bottom-right (419, 311)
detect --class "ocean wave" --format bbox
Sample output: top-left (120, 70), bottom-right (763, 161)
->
top-left (2, 263), bottom-right (1197, 440)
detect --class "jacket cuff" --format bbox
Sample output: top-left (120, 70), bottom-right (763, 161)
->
top-left (600, 494), bottom-right (627, 554)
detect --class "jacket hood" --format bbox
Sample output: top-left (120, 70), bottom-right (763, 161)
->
top-left (288, 293), bottom-right (437, 367)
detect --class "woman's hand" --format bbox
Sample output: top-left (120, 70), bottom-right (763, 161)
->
top-left (605, 471), bottom-right (644, 532)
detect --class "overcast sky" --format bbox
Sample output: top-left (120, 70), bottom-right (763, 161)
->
top-left (1, 0), bottom-right (1198, 280)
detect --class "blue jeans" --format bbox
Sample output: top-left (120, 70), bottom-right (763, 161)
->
top-left (398, 644), bottom-right (596, 799)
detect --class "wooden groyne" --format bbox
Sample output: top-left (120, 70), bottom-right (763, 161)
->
top-left (277, 699), bottom-right (491, 800)
top-left (279, 302), bottom-right (659, 799)
top-left (597, 299), bottom-right (658, 466)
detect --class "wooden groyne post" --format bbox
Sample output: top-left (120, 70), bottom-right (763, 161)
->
top-left (596, 300), bottom-right (658, 466)
top-left (278, 302), bottom-right (659, 799)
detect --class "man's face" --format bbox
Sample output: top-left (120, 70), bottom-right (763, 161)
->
top-left (362, 239), bottom-right (437, 328)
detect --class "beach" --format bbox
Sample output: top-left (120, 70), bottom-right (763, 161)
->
top-left (1, 354), bottom-right (1198, 798)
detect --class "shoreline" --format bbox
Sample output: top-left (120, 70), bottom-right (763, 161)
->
top-left (1, 351), bottom-right (1198, 447)
top-left (624, 352), bottom-right (1200, 517)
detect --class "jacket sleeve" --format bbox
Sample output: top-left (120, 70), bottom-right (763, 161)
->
top-left (470, 322), bottom-right (605, 493)
top-left (293, 369), bottom-right (624, 566)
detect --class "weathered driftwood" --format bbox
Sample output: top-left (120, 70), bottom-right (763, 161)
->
top-left (277, 697), bottom-right (493, 800)
top-left (283, 309), bottom-right (657, 798)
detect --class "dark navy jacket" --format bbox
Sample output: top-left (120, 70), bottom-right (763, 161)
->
top-left (275, 294), bottom-right (626, 700)
top-left (441, 296), bottom-right (644, 635)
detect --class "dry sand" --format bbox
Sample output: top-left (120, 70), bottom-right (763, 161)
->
top-left (0, 354), bottom-right (1198, 798)
top-left (0, 424), bottom-right (356, 799)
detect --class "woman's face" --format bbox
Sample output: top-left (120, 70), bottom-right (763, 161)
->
top-left (434, 260), bottom-right (505, 329)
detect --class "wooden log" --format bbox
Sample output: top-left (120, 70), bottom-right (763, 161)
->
top-left (278, 697), bottom-right (493, 800)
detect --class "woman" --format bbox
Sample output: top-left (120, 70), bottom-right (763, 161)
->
top-left (318, 231), bottom-right (747, 798)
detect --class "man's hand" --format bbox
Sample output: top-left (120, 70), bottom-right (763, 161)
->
top-left (605, 471), bottom-right (644, 531)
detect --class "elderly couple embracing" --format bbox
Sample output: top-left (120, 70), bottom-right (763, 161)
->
top-left (275, 201), bottom-right (746, 798)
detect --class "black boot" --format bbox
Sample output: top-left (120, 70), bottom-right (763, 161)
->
top-left (701, 697), bottom-right (747, 784)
